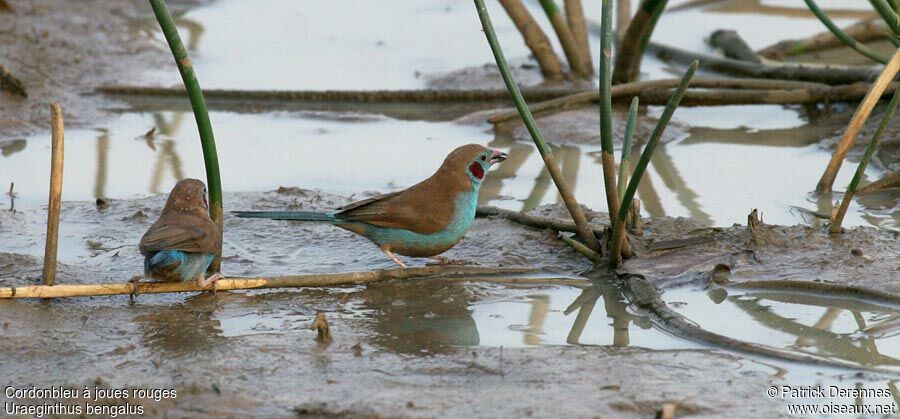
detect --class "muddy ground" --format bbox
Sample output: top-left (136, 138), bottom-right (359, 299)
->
top-left (2, 189), bottom-right (898, 417)
top-left (1, 190), bottom-right (791, 418)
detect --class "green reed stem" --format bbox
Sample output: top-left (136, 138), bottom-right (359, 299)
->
top-left (599, 0), bottom-right (621, 231)
top-left (609, 61), bottom-right (698, 267)
top-left (888, 0), bottom-right (900, 13)
top-left (803, 0), bottom-right (889, 63)
top-left (830, 83), bottom-right (900, 233)
top-left (870, 0), bottom-right (900, 35)
top-left (475, 0), bottom-right (600, 252)
top-left (149, 0), bottom-right (223, 271)
top-left (618, 97), bottom-right (639, 201)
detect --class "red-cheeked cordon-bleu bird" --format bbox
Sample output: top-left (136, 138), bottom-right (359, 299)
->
top-left (234, 144), bottom-right (508, 268)
top-left (135, 178), bottom-right (224, 290)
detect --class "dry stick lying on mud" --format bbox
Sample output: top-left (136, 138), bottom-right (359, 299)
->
top-left (498, 0), bottom-right (565, 81)
top-left (758, 18), bottom-right (889, 59)
top-left (817, 49), bottom-right (900, 194)
top-left (476, 205), bottom-right (607, 238)
top-left (625, 275), bottom-right (900, 376)
top-left (42, 103), bottom-right (64, 286)
top-left (648, 42), bottom-right (882, 84)
top-left (487, 77), bottom-right (844, 123)
top-left (802, 0), bottom-right (889, 64)
top-left (857, 171), bottom-right (900, 194)
top-left (0, 267), bottom-right (583, 299)
top-left (97, 86), bottom-right (586, 103)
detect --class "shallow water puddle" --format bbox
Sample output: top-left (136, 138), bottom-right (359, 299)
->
top-left (1, 107), bottom-right (893, 244)
top-left (665, 287), bottom-right (900, 371)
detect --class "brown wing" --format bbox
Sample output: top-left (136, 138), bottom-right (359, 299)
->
top-left (335, 178), bottom-right (463, 235)
top-left (139, 213), bottom-right (220, 255)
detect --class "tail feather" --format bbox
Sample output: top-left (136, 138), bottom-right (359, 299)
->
top-left (233, 211), bottom-right (337, 222)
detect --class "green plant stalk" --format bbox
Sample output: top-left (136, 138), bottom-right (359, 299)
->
top-left (539, 0), bottom-right (591, 78)
top-left (804, 0), bottom-right (889, 63)
top-left (889, 0), bottom-right (900, 13)
top-left (149, 0), bottom-right (223, 272)
top-left (618, 97), bottom-right (639, 201)
top-left (599, 0), bottom-right (620, 232)
top-left (830, 83), bottom-right (900, 233)
top-left (609, 60), bottom-right (698, 267)
top-left (635, 0), bottom-right (667, 68)
top-left (474, 0), bottom-right (600, 252)
top-left (560, 234), bottom-right (603, 264)
top-left (870, 0), bottom-right (900, 35)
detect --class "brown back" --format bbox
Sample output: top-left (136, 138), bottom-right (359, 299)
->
top-left (336, 144), bottom-right (487, 234)
top-left (139, 179), bottom-right (220, 255)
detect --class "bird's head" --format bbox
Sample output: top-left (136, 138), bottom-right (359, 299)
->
top-left (442, 144), bottom-right (508, 185)
top-left (162, 178), bottom-right (210, 216)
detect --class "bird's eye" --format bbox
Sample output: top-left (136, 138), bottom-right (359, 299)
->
top-left (480, 155), bottom-right (486, 161)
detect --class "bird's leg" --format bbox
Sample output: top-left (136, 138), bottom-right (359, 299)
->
top-left (380, 247), bottom-right (407, 269)
top-left (129, 275), bottom-right (143, 299)
top-left (197, 272), bottom-right (225, 294)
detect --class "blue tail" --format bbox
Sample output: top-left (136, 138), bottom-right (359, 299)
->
top-left (233, 211), bottom-right (337, 222)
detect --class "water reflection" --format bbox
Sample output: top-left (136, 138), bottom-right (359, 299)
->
top-left (671, 287), bottom-right (900, 371)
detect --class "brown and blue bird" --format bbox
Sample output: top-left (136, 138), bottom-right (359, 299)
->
top-left (136, 178), bottom-right (223, 289)
top-left (235, 144), bottom-right (508, 267)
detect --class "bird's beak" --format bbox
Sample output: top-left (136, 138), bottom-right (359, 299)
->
top-left (489, 149), bottom-right (508, 165)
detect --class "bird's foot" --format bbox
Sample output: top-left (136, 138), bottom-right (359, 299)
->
top-left (426, 256), bottom-right (475, 266)
top-left (381, 248), bottom-right (407, 269)
top-left (197, 273), bottom-right (225, 294)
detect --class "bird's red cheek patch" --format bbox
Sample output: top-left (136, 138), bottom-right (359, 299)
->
top-left (469, 162), bottom-right (485, 180)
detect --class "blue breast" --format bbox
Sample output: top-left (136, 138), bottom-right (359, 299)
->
top-left (145, 250), bottom-right (214, 282)
top-left (361, 188), bottom-right (479, 257)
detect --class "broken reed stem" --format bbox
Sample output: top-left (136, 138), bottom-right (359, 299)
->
top-left (758, 18), bottom-right (891, 59)
top-left (149, 0), bottom-right (223, 272)
top-left (564, 0), bottom-right (593, 75)
top-left (498, 0), bottom-right (565, 81)
top-left (649, 42), bottom-right (881, 85)
top-left (817, 48), bottom-right (900, 194)
top-left (0, 267), bottom-right (573, 299)
top-left (610, 61), bottom-right (698, 267)
top-left (560, 234), bottom-right (603, 263)
top-left (539, 0), bottom-right (591, 79)
top-left (599, 0), bottom-right (620, 236)
top-left (709, 29), bottom-right (761, 63)
top-left (869, 0), bottom-right (900, 36)
top-left (42, 103), bottom-right (64, 286)
top-left (803, 0), bottom-right (889, 63)
top-left (475, 0), bottom-right (601, 252)
top-left (618, 97), bottom-right (639, 201)
top-left (613, 0), bottom-right (668, 83)
top-left (830, 83), bottom-right (900, 233)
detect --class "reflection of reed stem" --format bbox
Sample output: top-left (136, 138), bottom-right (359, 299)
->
top-left (610, 61), bottom-right (697, 267)
top-left (475, 0), bottom-right (600, 252)
top-left (94, 133), bottom-right (108, 201)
